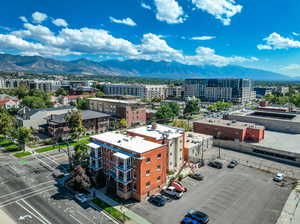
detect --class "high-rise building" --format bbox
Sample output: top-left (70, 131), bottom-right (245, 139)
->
top-left (185, 78), bottom-right (253, 104)
top-left (103, 83), bottom-right (168, 99)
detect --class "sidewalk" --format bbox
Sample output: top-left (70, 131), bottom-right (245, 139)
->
top-left (90, 188), bottom-right (152, 224)
top-left (276, 182), bottom-right (300, 224)
top-left (0, 209), bottom-right (16, 224)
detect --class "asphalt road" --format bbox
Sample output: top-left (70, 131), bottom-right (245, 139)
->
top-left (129, 164), bottom-right (293, 224)
top-left (0, 150), bottom-right (117, 224)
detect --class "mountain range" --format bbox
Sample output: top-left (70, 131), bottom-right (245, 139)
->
top-left (0, 53), bottom-right (298, 81)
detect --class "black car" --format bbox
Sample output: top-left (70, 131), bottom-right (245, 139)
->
top-left (227, 160), bottom-right (238, 168)
top-left (189, 172), bottom-right (204, 181)
top-left (208, 161), bottom-right (223, 169)
top-left (148, 195), bottom-right (167, 206)
top-left (186, 210), bottom-right (209, 224)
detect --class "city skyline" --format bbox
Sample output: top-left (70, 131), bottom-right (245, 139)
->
top-left (0, 0), bottom-right (300, 77)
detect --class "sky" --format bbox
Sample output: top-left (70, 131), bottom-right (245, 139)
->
top-left (1, 0), bottom-right (300, 77)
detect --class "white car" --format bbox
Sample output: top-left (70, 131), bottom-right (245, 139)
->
top-left (162, 186), bottom-right (183, 199)
top-left (75, 193), bottom-right (89, 203)
top-left (273, 173), bottom-right (284, 182)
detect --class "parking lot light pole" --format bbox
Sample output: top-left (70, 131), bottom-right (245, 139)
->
top-left (217, 131), bottom-right (221, 159)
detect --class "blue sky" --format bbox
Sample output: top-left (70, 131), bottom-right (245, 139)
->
top-left (1, 0), bottom-right (300, 77)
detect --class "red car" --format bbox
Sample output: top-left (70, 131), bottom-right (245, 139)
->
top-left (171, 180), bottom-right (187, 192)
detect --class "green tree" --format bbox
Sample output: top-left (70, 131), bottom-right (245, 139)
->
top-left (0, 110), bottom-right (16, 138)
top-left (55, 88), bottom-right (69, 96)
top-left (22, 96), bottom-right (46, 108)
top-left (65, 110), bottom-right (86, 140)
top-left (155, 104), bottom-right (174, 120)
top-left (168, 102), bottom-right (180, 118)
top-left (72, 142), bottom-right (90, 166)
top-left (119, 119), bottom-right (127, 128)
top-left (95, 90), bottom-right (105, 97)
top-left (15, 127), bottom-right (32, 151)
top-left (184, 100), bottom-right (200, 114)
top-left (15, 84), bottom-right (29, 99)
top-left (171, 120), bottom-right (190, 131)
top-left (76, 98), bottom-right (89, 110)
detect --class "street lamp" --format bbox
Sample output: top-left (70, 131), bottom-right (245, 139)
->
top-left (216, 131), bottom-right (221, 159)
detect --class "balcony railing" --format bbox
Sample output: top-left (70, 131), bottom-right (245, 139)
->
top-left (90, 152), bottom-right (102, 159)
top-left (114, 164), bottom-right (132, 172)
top-left (89, 163), bottom-right (102, 170)
top-left (115, 177), bottom-right (132, 185)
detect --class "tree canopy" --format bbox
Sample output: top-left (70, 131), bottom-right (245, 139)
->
top-left (65, 110), bottom-right (86, 140)
top-left (184, 99), bottom-right (200, 114)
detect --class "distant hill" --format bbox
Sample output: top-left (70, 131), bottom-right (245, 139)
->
top-left (0, 53), bottom-right (298, 81)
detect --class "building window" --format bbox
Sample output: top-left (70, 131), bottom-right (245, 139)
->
top-left (157, 153), bottom-right (161, 159)
top-left (157, 176), bottom-right (161, 182)
top-left (146, 181), bottom-right (151, 188)
top-left (156, 165), bottom-right (161, 170)
top-left (146, 158), bottom-right (151, 163)
top-left (146, 169), bottom-right (151, 176)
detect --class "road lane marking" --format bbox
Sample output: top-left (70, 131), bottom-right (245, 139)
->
top-left (16, 201), bottom-right (49, 224)
top-left (35, 156), bottom-right (54, 171)
top-left (0, 186), bottom-right (55, 208)
top-left (70, 214), bottom-right (84, 224)
top-left (41, 154), bottom-right (60, 166)
top-left (21, 199), bottom-right (52, 224)
top-left (0, 180), bottom-right (55, 199)
top-left (75, 209), bottom-right (97, 224)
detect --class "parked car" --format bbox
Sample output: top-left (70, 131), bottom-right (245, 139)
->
top-left (171, 180), bottom-right (187, 192)
top-left (75, 193), bottom-right (89, 203)
top-left (148, 195), bottom-right (167, 206)
top-left (189, 172), bottom-right (204, 181)
top-left (227, 160), bottom-right (238, 168)
top-left (208, 161), bottom-right (223, 169)
top-left (162, 186), bottom-right (183, 199)
top-left (181, 216), bottom-right (201, 224)
top-left (186, 210), bottom-right (209, 224)
top-left (273, 173), bottom-right (284, 182)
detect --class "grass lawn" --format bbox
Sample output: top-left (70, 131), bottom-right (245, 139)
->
top-left (35, 138), bottom-right (89, 153)
top-left (14, 151), bottom-right (32, 158)
top-left (91, 198), bottom-right (129, 223)
top-left (0, 137), bottom-right (20, 152)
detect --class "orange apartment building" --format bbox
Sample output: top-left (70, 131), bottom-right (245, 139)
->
top-left (193, 118), bottom-right (265, 142)
top-left (88, 131), bottom-right (168, 201)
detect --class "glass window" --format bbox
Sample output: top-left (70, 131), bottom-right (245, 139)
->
top-left (157, 153), bottom-right (161, 159)
top-left (146, 158), bottom-right (151, 163)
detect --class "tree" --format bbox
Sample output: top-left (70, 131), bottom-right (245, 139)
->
top-left (184, 99), bottom-right (200, 114)
top-left (15, 84), bottom-right (29, 99)
top-left (171, 120), bottom-right (190, 131)
top-left (15, 127), bottom-right (32, 151)
top-left (168, 102), bottom-right (180, 118)
top-left (155, 104), bottom-right (174, 120)
top-left (67, 165), bottom-right (91, 191)
top-left (119, 119), bottom-right (127, 128)
top-left (65, 110), bottom-right (86, 140)
top-left (22, 96), bottom-right (47, 108)
top-left (96, 90), bottom-right (105, 97)
top-left (72, 142), bottom-right (90, 166)
top-left (76, 98), bottom-right (89, 110)
top-left (55, 88), bottom-right (69, 96)
top-left (0, 110), bottom-right (16, 138)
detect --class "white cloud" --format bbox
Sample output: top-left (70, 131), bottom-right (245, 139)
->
top-left (32, 11), bottom-right (48, 24)
top-left (280, 64), bottom-right (300, 71)
top-left (191, 0), bottom-right (242, 25)
top-left (109, 17), bottom-right (137, 26)
top-left (19, 16), bottom-right (28, 23)
top-left (250, 56), bottom-right (259, 61)
top-left (52, 18), bottom-right (68, 27)
top-left (191, 36), bottom-right (216, 40)
top-left (292, 32), bottom-right (299, 36)
top-left (154, 0), bottom-right (185, 24)
top-left (257, 32), bottom-right (300, 50)
top-left (141, 2), bottom-right (151, 10)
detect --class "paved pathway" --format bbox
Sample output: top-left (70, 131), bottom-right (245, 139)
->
top-left (90, 188), bottom-right (152, 224)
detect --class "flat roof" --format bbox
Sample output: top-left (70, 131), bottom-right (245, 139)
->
top-left (87, 142), bottom-right (100, 149)
top-left (231, 110), bottom-right (300, 122)
top-left (251, 131), bottom-right (300, 154)
top-left (91, 131), bottom-right (163, 154)
top-left (185, 132), bottom-right (212, 148)
top-left (195, 118), bottom-right (264, 130)
top-left (88, 97), bottom-right (142, 105)
top-left (114, 152), bottom-right (130, 160)
top-left (127, 124), bottom-right (184, 140)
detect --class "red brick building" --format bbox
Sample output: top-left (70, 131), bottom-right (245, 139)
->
top-left (193, 118), bottom-right (265, 142)
top-left (88, 132), bottom-right (168, 201)
top-left (88, 98), bottom-right (146, 127)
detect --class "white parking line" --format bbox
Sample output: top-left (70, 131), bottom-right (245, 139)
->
top-left (75, 209), bottom-right (97, 224)
top-left (0, 186), bottom-right (55, 208)
top-left (35, 156), bottom-right (54, 170)
top-left (21, 199), bottom-right (52, 224)
top-left (70, 214), bottom-right (84, 224)
top-left (41, 154), bottom-right (60, 166)
top-left (16, 201), bottom-right (49, 224)
top-left (0, 180), bottom-right (54, 199)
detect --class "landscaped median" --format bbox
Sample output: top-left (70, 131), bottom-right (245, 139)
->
top-left (91, 198), bottom-right (130, 223)
top-left (14, 151), bottom-right (32, 157)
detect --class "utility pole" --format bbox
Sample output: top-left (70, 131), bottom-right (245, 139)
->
top-left (217, 131), bottom-right (221, 159)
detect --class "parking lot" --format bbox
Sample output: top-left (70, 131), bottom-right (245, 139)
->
top-left (129, 164), bottom-right (293, 224)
